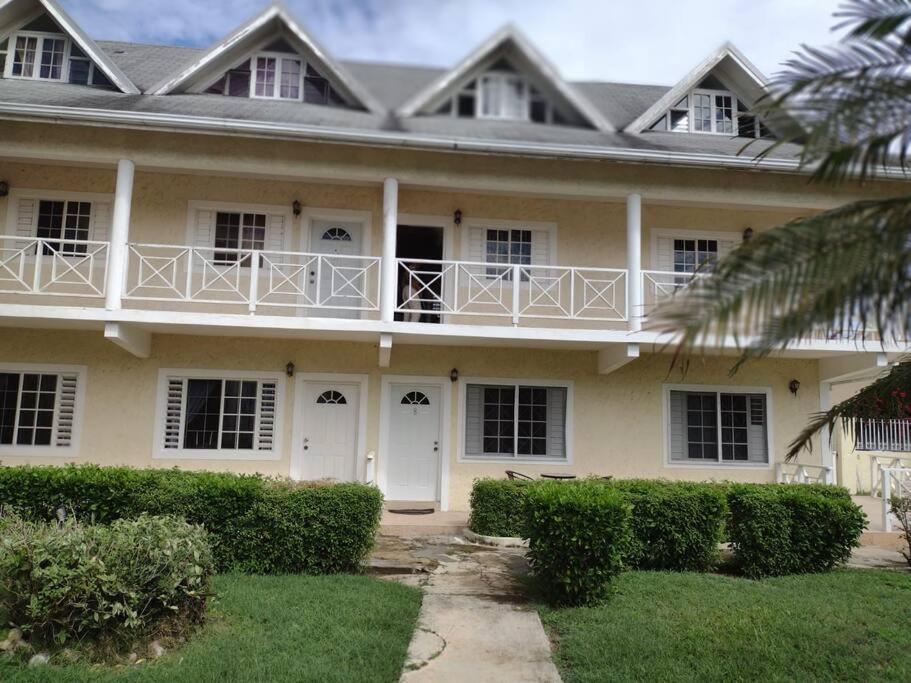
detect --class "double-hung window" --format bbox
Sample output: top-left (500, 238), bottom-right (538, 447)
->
top-left (8, 33), bottom-right (67, 81)
top-left (158, 371), bottom-right (281, 458)
top-left (485, 229), bottom-right (532, 279)
top-left (213, 211), bottom-right (266, 265)
top-left (464, 382), bottom-right (570, 461)
top-left (0, 367), bottom-right (82, 452)
top-left (253, 53), bottom-right (302, 100)
top-left (35, 199), bottom-right (92, 255)
top-left (691, 90), bottom-right (736, 134)
top-left (667, 388), bottom-right (769, 465)
top-left (673, 238), bottom-right (717, 274)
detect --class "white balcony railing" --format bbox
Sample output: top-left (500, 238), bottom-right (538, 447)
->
top-left (880, 467), bottom-right (911, 531)
top-left (0, 236), bottom-right (109, 298)
top-left (640, 269), bottom-right (707, 315)
top-left (856, 419), bottom-right (911, 453)
top-left (396, 259), bottom-right (628, 324)
top-left (124, 244), bottom-right (381, 314)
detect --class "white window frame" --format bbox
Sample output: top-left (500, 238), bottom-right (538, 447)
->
top-left (663, 383), bottom-right (774, 470)
top-left (0, 363), bottom-right (87, 457)
top-left (689, 88), bottom-right (738, 135)
top-left (249, 51), bottom-right (304, 102)
top-left (4, 30), bottom-right (70, 82)
top-left (648, 228), bottom-right (739, 271)
top-left (457, 376), bottom-right (574, 465)
top-left (477, 71), bottom-right (530, 121)
top-left (153, 368), bottom-right (285, 460)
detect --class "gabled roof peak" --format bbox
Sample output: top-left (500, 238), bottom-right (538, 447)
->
top-left (397, 23), bottom-right (614, 132)
top-left (145, 2), bottom-right (383, 114)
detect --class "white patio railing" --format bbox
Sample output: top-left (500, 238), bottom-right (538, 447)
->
top-left (856, 418), bottom-right (911, 453)
top-left (880, 466), bottom-right (911, 531)
top-left (396, 259), bottom-right (627, 324)
top-left (0, 236), bottom-right (109, 298)
top-left (775, 462), bottom-right (834, 485)
top-left (869, 454), bottom-right (911, 497)
top-left (640, 269), bottom-right (708, 315)
top-left (125, 244), bottom-right (381, 314)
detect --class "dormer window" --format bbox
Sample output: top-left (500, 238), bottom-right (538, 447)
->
top-left (650, 88), bottom-right (771, 139)
top-left (436, 69), bottom-right (556, 123)
top-left (7, 33), bottom-right (65, 80)
top-left (206, 52), bottom-right (346, 106)
top-left (253, 53), bottom-right (301, 100)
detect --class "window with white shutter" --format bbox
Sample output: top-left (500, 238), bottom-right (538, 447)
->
top-left (0, 365), bottom-right (85, 455)
top-left (654, 233), bottom-right (736, 273)
top-left (191, 205), bottom-right (287, 260)
top-left (465, 222), bottom-right (554, 280)
top-left (667, 387), bottom-right (769, 465)
top-left (463, 380), bottom-right (570, 461)
top-left (8, 192), bottom-right (112, 252)
top-left (156, 370), bottom-right (283, 459)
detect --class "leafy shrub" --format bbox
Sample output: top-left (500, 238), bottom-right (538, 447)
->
top-left (607, 480), bottom-right (727, 571)
top-left (0, 465), bottom-right (383, 574)
top-left (889, 496), bottom-right (911, 567)
top-left (727, 485), bottom-right (867, 578)
top-left (468, 478), bottom-right (530, 537)
top-left (0, 514), bottom-right (213, 651)
top-left (525, 481), bottom-right (631, 606)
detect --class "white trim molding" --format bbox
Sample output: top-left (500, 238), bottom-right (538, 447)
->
top-left (456, 376), bottom-right (574, 466)
top-left (377, 374), bottom-right (453, 510)
top-left (0, 362), bottom-right (87, 457)
top-left (152, 367), bottom-right (286, 461)
top-left (662, 382), bottom-right (775, 470)
top-left (290, 372), bottom-right (369, 481)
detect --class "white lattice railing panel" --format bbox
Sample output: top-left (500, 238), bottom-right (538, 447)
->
top-left (640, 270), bottom-right (707, 315)
top-left (0, 236), bottom-right (108, 298)
top-left (775, 462), bottom-right (834, 485)
top-left (125, 244), bottom-right (381, 313)
top-left (396, 259), bottom-right (627, 324)
top-left (880, 466), bottom-right (911, 531)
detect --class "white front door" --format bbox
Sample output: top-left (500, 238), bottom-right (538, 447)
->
top-left (387, 384), bottom-right (442, 502)
top-left (297, 380), bottom-right (360, 481)
top-left (309, 220), bottom-right (363, 319)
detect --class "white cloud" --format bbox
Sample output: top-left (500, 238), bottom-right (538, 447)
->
top-left (60, 0), bottom-right (843, 85)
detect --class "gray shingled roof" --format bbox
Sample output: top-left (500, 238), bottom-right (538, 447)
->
top-left (0, 39), bottom-right (804, 163)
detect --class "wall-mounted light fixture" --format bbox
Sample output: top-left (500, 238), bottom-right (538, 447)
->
top-left (742, 227), bottom-right (754, 242)
top-left (286, 362), bottom-right (295, 377)
top-left (789, 378), bottom-right (800, 395)
top-left (453, 209), bottom-right (462, 225)
top-left (0, 181), bottom-right (8, 198)
top-left (450, 368), bottom-right (459, 383)
top-left (292, 200), bottom-right (302, 216)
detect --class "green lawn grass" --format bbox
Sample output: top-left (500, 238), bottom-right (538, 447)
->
top-left (539, 569), bottom-right (911, 683)
top-left (1, 574), bottom-right (421, 683)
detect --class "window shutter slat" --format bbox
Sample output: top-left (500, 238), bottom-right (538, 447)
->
top-left (195, 210), bottom-right (214, 249)
top-left (266, 214), bottom-right (285, 252)
top-left (90, 201), bottom-right (111, 242)
top-left (54, 373), bottom-right (79, 448)
top-left (669, 390), bottom-right (687, 461)
top-left (531, 230), bottom-right (550, 266)
top-left (656, 236), bottom-right (674, 272)
top-left (14, 197), bottom-right (36, 250)
top-left (718, 239), bottom-right (736, 259)
top-left (257, 381), bottom-right (277, 451)
top-left (747, 394), bottom-right (769, 463)
top-left (467, 227), bottom-right (484, 262)
top-left (464, 384), bottom-right (483, 456)
top-left (163, 378), bottom-right (185, 450)
top-left (545, 387), bottom-right (566, 458)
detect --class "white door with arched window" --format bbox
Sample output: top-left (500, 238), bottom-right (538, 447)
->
top-left (309, 219), bottom-right (364, 319)
top-left (296, 379), bottom-right (361, 481)
top-left (386, 384), bottom-right (442, 501)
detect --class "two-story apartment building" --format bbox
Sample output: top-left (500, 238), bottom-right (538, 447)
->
top-left (0, 0), bottom-right (904, 510)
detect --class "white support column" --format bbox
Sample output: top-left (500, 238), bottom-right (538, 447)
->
top-left (105, 159), bottom-right (135, 311)
top-left (819, 380), bottom-right (834, 482)
top-left (626, 193), bottom-right (642, 332)
top-left (380, 177), bottom-right (399, 323)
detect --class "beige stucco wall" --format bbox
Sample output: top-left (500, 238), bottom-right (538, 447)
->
top-left (0, 328), bottom-right (821, 510)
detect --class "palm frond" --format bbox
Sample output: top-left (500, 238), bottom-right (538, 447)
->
top-left (787, 357), bottom-right (911, 458)
top-left (649, 196), bottom-right (911, 366)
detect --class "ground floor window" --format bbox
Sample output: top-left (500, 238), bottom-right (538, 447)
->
top-left (668, 388), bottom-right (768, 465)
top-left (158, 371), bottom-right (280, 458)
top-left (0, 367), bottom-right (81, 450)
top-left (463, 381), bottom-right (569, 460)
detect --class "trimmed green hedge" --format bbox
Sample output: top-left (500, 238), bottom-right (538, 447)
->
top-left (468, 478), bottom-right (529, 537)
top-left (0, 514), bottom-right (213, 651)
top-left (525, 481), bottom-right (631, 606)
top-left (727, 484), bottom-right (867, 578)
top-left (0, 465), bottom-right (383, 574)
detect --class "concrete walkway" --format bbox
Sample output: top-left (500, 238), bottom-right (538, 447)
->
top-left (373, 535), bottom-right (561, 683)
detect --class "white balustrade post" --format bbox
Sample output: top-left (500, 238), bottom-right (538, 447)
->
top-left (380, 178), bottom-right (398, 323)
top-left (105, 159), bottom-right (135, 311)
top-left (883, 469), bottom-right (892, 532)
top-left (819, 381), bottom-right (834, 479)
top-left (511, 264), bottom-right (521, 325)
top-left (248, 251), bottom-right (259, 313)
top-left (626, 193), bottom-right (642, 331)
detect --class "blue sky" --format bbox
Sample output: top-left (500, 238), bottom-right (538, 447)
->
top-left (59, 0), bottom-right (844, 85)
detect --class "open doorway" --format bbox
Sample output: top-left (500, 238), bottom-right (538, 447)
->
top-left (396, 225), bottom-right (444, 323)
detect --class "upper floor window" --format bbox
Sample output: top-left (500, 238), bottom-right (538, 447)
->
top-left (207, 53), bottom-right (345, 106)
top-left (435, 65), bottom-right (558, 124)
top-left (0, 31), bottom-right (113, 88)
top-left (650, 88), bottom-right (771, 139)
top-left (214, 211), bottom-right (266, 265)
top-left (253, 53), bottom-right (301, 100)
top-left (36, 199), bottom-right (92, 256)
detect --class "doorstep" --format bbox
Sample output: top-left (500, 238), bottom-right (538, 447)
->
top-left (380, 502), bottom-right (469, 538)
